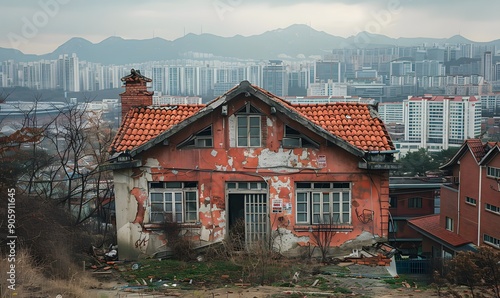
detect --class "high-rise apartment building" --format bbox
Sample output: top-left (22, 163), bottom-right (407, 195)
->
top-left (378, 102), bottom-right (404, 124)
top-left (152, 66), bottom-right (167, 93)
top-left (390, 61), bottom-right (413, 77)
top-left (415, 60), bottom-right (445, 77)
top-left (56, 54), bottom-right (80, 92)
top-left (263, 60), bottom-right (288, 97)
top-left (482, 51), bottom-right (493, 82)
top-left (314, 60), bottom-right (343, 83)
top-left (399, 95), bottom-right (481, 154)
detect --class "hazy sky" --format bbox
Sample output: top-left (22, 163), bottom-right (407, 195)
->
top-left (1, 0), bottom-right (499, 55)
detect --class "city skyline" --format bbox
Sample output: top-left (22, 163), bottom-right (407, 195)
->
top-left (2, 0), bottom-right (500, 55)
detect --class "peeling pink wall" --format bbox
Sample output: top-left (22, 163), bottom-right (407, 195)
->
top-left (130, 187), bottom-right (147, 224)
top-left (123, 94), bottom-right (390, 254)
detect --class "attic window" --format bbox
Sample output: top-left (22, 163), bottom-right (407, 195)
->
top-left (282, 125), bottom-right (319, 149)
top-left (236, 103), bottom-right (261, 114)
top-left (177, 125), bottom-right (213, 149)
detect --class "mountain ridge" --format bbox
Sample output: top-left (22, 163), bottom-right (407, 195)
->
top-left (1, 24), bottom-right (499, 64)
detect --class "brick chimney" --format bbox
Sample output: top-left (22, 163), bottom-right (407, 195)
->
top-left (120, 69), bottom-right (153, 121)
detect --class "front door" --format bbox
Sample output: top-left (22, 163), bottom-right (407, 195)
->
top-left (228, 186), bottom-right (268, 250)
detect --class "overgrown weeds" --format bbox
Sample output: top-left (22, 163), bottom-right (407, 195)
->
top-left (0, 249), bottom-right (97, 298)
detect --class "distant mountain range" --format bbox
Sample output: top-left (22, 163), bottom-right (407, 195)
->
top-left (1, 24), bottom-right (500, 65)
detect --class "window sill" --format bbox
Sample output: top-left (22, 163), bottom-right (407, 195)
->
top-left (484, 241), bottom-right (500, 249)
top-left (143, 223), bottom-right (202, 230)
top-left (485, 210), bottom-right (500, 216)
top-left (294, 224), bottom-right (353, 232)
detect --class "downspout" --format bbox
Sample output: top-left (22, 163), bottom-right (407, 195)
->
top-left (477, 166), bottom-right (482, 246)
top-left (457, 169), bottom-right (460, 234)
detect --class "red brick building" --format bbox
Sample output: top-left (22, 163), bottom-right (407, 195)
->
top-left (388, 177), bottom-right (442, 256)
top-left (105, 70), bottom-right (398, 260)
top-left (409, 139), bottom-right (500, 258)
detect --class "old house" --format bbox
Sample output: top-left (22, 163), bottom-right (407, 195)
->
top-left (388, 177), bottom-right (442, 256)
top-left (105, 69), bottom-right (398, 260)
top-left (408, 139), bottom-right (500, 258)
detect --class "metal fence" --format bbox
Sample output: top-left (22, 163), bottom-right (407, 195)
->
top-left (395, 259), bottom-right (432, 275)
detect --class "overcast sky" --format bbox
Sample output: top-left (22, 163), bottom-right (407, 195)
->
top-left (1, 0), bottom-right (499, 55)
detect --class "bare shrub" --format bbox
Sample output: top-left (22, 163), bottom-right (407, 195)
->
top-left (310, 218), bottom-right (338, 263)
top-left (13, 192), bottom-right (95, 279)
top-left (162, 220), bottom-right (196, 261)
top-left (439, 247), bottom-right (500, 298)
top-left (0, 249), bottom-right (97, 298)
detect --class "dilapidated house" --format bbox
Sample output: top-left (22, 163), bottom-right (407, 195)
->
top-left (105, 69), bottom-right (398, 260)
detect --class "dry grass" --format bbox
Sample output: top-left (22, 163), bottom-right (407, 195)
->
top-left (0, 249), bottom-right (99, 298)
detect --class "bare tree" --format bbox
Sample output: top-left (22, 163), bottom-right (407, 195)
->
top-left (2, 94), bottom-right (115, 228)
top-left (310, 216), bottom-right (338, 263)
top-left (43, 100), bottom-right (114, 225)
top-left (0, 95), bottom-right (55, 191)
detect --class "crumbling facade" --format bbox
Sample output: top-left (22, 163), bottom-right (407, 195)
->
top-left (105, 70), bottom-right (398, 260)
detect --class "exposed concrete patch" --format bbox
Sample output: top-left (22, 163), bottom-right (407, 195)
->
top-left (267, 117), bottom-right (274, 127)
top-left (144, 158), bottom-right (160, 168)
top-left (257, 148), bottom-right (300, 170)
top-left (200, 226), bottom-right (211, 242)
top-left (272, 228), bottom-right (310, 253)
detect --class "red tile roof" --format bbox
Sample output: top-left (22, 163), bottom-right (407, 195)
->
top-left (111, 84), bottom-right (394, 153)
top-left (110, 105), bottom-right (205, 152)
top-left (293, 103), bottom-right (393, 151)
top-left (408, 214), bottom-right (471, 247)
top-left (467, 139), bottom-right (488, 162)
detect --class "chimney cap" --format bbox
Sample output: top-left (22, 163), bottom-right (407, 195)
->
top-left (121, 68), bottom-right (152, 83)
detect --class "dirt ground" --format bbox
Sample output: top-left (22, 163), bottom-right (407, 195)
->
top-left (87, 263), bottom-right (436, 298)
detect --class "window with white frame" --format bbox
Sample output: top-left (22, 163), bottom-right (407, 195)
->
top-left (235, 103), bottom-right (262, 147)
top-left (487, 166), bottom-right (500, 178)
top-left (237, 115), bottom-right (261, 147)
top-left (445, 216), bottom-right (453, 231)
top-left (486, 203), bottom-right (500, 215)
top-left (484, 234), bottom-right (500, 248)
top-left (296, 182), bottom-right (351, 225)
top-left (149, 182), bottom-right (198, 223)
top-left (465, 196), bottom-right (477, 206)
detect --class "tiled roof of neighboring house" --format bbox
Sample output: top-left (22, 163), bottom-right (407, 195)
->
top-left (442, 139), bottom-right (500, 169)
top-left (467, 139), bottom-right (487, 162)
top-left (0, 127), bottom-right (44, 154)
top-left (408, 214), bottom-right (472, 247)
top-left (110, 105), bottom-right (205, 152)
top-left (293, 103), bottom-right (393, 151)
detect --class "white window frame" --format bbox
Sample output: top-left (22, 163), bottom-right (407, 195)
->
top-left (485, 203), bottom-right (500, 215)
top-left (487, 166), bottom-right (500, 178)
top-left (149, 182), bottom-right (198, 223)
top-left (465, 196), bottom-right (477, 206)
top-left (484, 234), bottom-right (500, 248)
top-left (236, 115), bottom-right (261, 147)
top-left (295, 182), bottom-right (351, 225)
top-left (445, 216), bottom-right (453, 231)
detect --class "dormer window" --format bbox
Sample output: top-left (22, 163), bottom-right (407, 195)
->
top-left (282, 125), bottom-right (319, 149)
top-left (236, 103), bottom-right (262, 147)
top-left (177, 126), bottom-right (213, 149)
